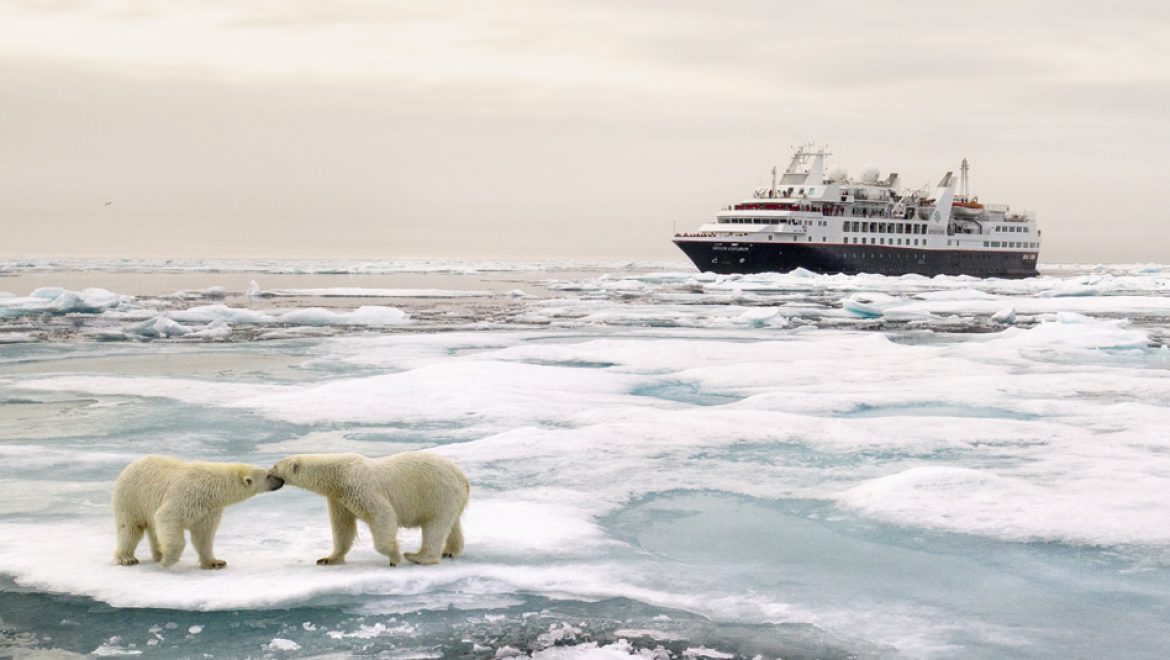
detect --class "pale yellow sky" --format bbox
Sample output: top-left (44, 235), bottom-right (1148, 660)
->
top-left (2, 0), bottom-right (1168, 262)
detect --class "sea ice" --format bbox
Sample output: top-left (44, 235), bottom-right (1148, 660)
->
top-left (277, 306), bottom-right (410, 327)
top-left (257, 287), bottom-right (492, 298)
top-left (3, 263), bottom-right (1170, 658)
top-left (168, 304), bottom-right (274, 324)
top-left (266, 638), bottom-right (301, 651)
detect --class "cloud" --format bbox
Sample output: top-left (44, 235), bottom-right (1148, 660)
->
top-left (0, 1), bottom-right (1168, 261)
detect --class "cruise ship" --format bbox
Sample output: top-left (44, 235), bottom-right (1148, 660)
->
top-left (673, 145), bottom-right (1041, 277)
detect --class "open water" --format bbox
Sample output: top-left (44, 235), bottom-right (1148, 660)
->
top-left (1, 259), bottom-right (1169, 658)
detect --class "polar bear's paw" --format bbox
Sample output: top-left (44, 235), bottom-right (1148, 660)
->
top-left (200, 559), bottom-right (227, 569)
top-left (404, 552), bottom-right (439, 566)
top-left (316, 556), bottom-right (346, 566)
top-left (116, 556), bottom-right (139, 566)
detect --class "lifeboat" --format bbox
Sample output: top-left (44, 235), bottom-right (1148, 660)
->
top-left (952, 199), bottom-right (985, 217)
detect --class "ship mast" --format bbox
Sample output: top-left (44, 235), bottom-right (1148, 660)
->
top-left (960, 157), bottom-right (969, 200)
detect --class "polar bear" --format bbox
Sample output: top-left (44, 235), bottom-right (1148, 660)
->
top-left (113, 455), bottom-right (284, 569)
top-left (270, 452), bottom-right (468, 567)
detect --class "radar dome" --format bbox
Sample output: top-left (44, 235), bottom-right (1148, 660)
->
top-left (827, 167), bottom-right (848, 182)
top-left (859, 165), bottom-right (881, 184)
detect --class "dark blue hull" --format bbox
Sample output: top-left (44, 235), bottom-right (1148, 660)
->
top-left (674, 239), bottom-right (1039, 278)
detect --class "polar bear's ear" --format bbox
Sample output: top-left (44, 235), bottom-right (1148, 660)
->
top-left (290, 459), bottom-right (301, 475)
top-left (243, 475), bottom-right (254, 486)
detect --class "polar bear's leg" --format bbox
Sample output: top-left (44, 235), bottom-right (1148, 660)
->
top-left (366, 507), bottom-right (402, 567)
top-left (114, 518), bottom-right (145, 566)
top-left (147, 526), bottom-right (163, 562)
top-left (407, 514), bottom-right (459, 565)
top-left (317, 497), bottom-right (357, 565)
top-left (443, 518), bottom-right (464, 559)
top-left (155, 508), bottom-right (186, 567)
top-left (191, 510), bottom-right (226, 569)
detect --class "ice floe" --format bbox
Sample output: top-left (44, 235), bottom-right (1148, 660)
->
top-left (257, 287), bottom-right (492, 298)
top-left (3, 263), bottom-right (1170, 658)
top-left (277, 306), bottom-right (410, 327)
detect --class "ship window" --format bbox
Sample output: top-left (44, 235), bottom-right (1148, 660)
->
top-left (984, 242), bottom-right (989, 247)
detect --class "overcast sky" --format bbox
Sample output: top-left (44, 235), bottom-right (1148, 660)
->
top-left (1, 0), bottom-right (1168, 262)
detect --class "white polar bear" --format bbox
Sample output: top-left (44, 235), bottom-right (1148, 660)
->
top-left (270, 452), bottom-right (469, 567)
top-left (113, 455), bottom-right (284, 569)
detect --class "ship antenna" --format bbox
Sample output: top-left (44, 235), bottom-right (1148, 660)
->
top-left (771, 166), bottom-right (777, 198)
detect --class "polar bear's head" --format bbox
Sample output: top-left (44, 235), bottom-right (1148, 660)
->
top-left (235, 465), bottom-right (285, 495)
top-left (270, 453), bottom-right (363, 496)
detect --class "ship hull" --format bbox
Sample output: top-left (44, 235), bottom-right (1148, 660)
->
top-left (674, 239), bottom-right (1039, 278)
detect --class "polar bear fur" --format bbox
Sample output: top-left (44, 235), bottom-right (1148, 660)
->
top-left (112, 455), bottom-right (284, 569)
top-left (270, 452), bottom-right (469, 567)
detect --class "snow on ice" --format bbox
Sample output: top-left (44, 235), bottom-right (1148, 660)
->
top-left (2, 262), bottom-right (1170, 658)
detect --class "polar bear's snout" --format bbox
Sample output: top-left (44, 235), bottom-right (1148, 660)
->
top-left (266, 473), bottom-right (285, 491)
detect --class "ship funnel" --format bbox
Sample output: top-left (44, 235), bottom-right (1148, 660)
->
top-left (930, 171), bottom-right (956, 227)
